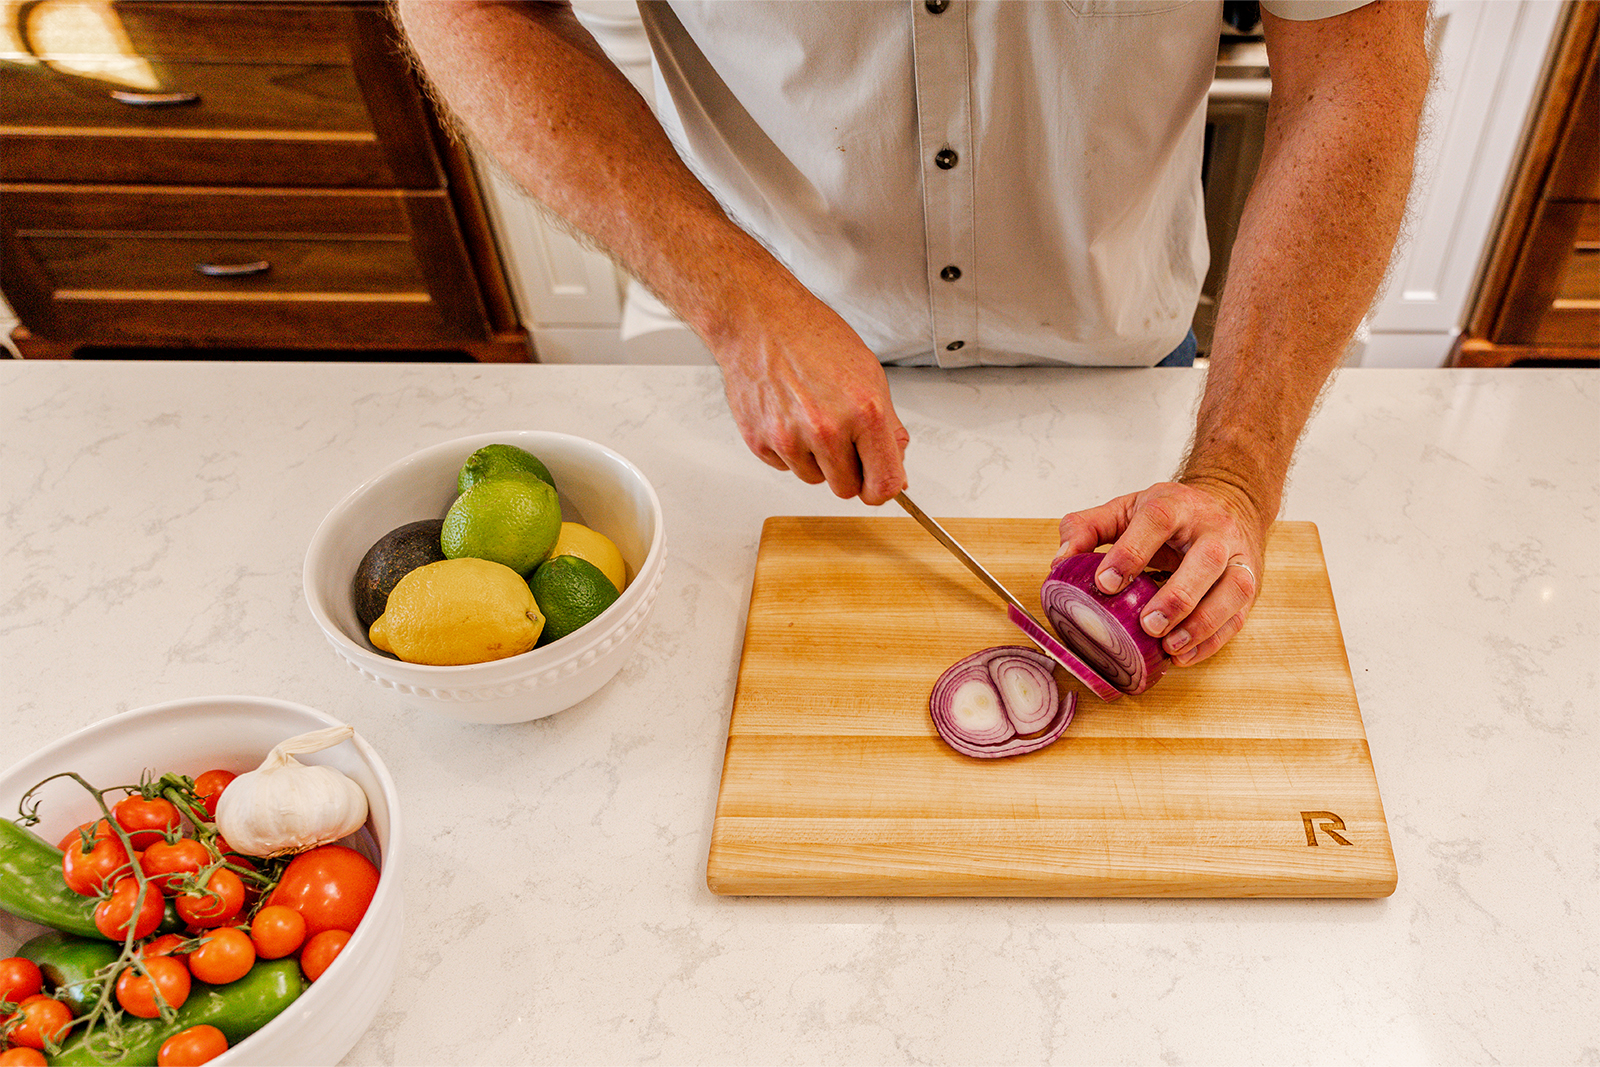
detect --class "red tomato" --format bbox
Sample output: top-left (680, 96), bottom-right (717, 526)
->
top-left (186, 928), bottom-right (254, 986)
top-left (298, 929), bottom-right (350, 982)
top-left (191, 771), bottom-right (236, 821)
top-left (265, 845), bottom-right (378, 939)
top-left (94, 877), bottom-right (166, 941)
top-left (158, 1023), bottom-right (228, 1066)
top-left (113, 795), bottom-right (183, 851)
top-left (175, 869), bottom-right (245, 930)
top-left (248, 905), bottom-right (306, 960)
top-left (114, 956), bottom-right (191, 1019)
top-left (140, 838), bottom-right (213, 895)
top-left (0, 1046), bottom-right (48, 1065)
top-left (56, 818), bottom-right (113, 853)
top-left (3, 995), bottom-right (71, 1050)
top-left (61, 832), bottom-right (132, 897)
top-left (0, 957), bottom-right (43, 1007)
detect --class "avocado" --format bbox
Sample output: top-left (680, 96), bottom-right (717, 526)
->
top-left (352, 519), bottom-right (447, 630)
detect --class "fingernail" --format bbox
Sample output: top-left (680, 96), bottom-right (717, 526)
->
top-left (1165, 629), bottom-right (1190, 655)
top-left (1097, 568), bottom-right (1123, 594)
top-left (1142, 610), bottom-right (1168, 636)
top-left (1173, 649), bottom-right (1197, 666)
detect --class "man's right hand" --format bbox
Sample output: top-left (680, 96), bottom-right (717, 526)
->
top-left (710, 287), bottom-right (909, 506)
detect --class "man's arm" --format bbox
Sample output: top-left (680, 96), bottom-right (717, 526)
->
top-left (1058, 0), bottom-right (1429, 666)
top-left (394, 1), bottom-right (909, 503)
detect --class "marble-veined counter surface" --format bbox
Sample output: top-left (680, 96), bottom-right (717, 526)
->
top-left (2, 362), bottom-right (1594, 1064)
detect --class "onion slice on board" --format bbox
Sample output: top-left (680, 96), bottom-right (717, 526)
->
top-left (929, 646), bottom-right (1076, 759)
top-left (1040, 553), bottom-right (1169, 696)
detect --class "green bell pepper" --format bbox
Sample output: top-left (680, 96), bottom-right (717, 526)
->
top-left (14, 930), bottom-right (121, 1015)
top-left (47, 958), bottom-right (310, 1066)
top-left (0, 818), bottom-right (103, 939)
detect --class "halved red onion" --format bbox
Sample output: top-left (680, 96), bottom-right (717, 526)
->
top-left (1040, 553), bottom-right (1169, 696)
top-left (929, 646), bottom-right (1076, 759)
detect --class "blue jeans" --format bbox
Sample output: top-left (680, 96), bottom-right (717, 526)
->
top-left (1155, 329), bottom-right (1198, 367)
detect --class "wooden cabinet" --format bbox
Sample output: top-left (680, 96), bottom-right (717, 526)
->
top-left (1454, 1), bottom-right (1599, 366)
top-left (0, 0), bottom-right (528, 360)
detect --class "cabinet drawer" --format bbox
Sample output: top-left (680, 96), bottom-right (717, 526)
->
top-left (30, 235), bottom-right (427, 294)
top-left (1, 62), bottom-right (371, 133)
top-left (1, 5), bottom-right (443, 188)
top-left (2, 186), bottom-right (494, 347)
top-left (5, 2), bottom-right (360, 66)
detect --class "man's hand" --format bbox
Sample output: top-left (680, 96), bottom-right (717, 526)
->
top-left (708, 277), bottom-right (908, 505)
top-left (1057, 479), bottom-right (1266, 667)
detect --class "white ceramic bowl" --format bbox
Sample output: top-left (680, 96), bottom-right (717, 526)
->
top-left (0, 696), bottom-right (402, 1067)
top-left (303, 431), bottom-right (665, 724)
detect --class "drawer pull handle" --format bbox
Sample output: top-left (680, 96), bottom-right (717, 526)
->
top-left (110, 90), bottom-right (202, 108)
top-left (195, 260), bottom-right (271, 278)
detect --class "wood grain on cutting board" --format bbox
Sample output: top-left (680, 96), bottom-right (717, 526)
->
top-left (707, 518), bottom-right (1396, 898)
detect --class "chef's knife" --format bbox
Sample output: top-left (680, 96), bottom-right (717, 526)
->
top-left (892, 491), bottom-right (1122, 700)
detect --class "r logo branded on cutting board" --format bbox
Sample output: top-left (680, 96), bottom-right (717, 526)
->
top-left (1301, 811), bottom-right (1354, 846)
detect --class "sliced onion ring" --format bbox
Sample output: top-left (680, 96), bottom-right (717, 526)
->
top-left (1040, 553), bottom-right (1169, 697)
top-left (929, 646), bottom-right (1076, 759)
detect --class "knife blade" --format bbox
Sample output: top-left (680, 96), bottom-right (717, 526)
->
top-left (892, 491), bottom-right (1123, 701)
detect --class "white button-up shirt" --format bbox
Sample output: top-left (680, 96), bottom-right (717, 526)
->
top-left (637, 0), bottom-right (1367, 367)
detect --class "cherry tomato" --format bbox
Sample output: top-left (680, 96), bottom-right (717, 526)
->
top-left (0, 957), bottom-right (43, 1007)
top-left (139, 933), bottom-right (191, 960)
top-left (3, 995), bottom-right (71, 1050)
top-left (248, 905), bottom-right (306, 960)
top-left (61, 832), bottom-right (132, 897)
top-left (94, 876), bottom-right (167, 941)
top-left (158, 1023), bottom-right (228, 1066)
top-left (114, 955), bottom-right (191, 1019)
top-left (265, 845), bottom-right (378, 938)
top-left (185, 928), bottom-right (254, 986)
top-left (175, 868), bottom-right (245, 929)
top-left (191, 770), bottom-right (236, 821)
top-left (140, 838), bottom-right (213, 895)
top-left (56, 818), bottom-right (113, 852)
top-left (113, 795), bottom-right (183, 850)
top-left (0, 1047), bottom-right (48, 1065)
top-left (298, 929), bottom-right (350, 982)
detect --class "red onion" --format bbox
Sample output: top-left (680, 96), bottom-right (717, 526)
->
top-left (928, 646), bottom-right (1075, 758)
top-left (1040, 553), bottom-right (1169, 696)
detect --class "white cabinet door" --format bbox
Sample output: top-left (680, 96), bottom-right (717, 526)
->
top-left (1361, 0), bottom-right (1566, 368)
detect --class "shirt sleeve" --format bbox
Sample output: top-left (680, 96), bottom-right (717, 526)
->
top-left (1259, 0), bottom-right (1376, 20)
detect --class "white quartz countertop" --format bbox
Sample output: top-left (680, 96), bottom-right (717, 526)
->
top-left (2, 362), bottom-right (1595, 1065)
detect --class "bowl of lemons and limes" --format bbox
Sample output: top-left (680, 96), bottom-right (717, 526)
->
top-left (303, 432), bottom-right (665, 724)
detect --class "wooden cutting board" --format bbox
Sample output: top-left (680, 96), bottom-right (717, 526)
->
top-left (707, 518), bottom-right (1396, 898)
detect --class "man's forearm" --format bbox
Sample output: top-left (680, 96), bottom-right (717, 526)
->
top-left (1183, 2), bottom-right (1430, 524)
top-left (393, 0), bottom-right (787, 347)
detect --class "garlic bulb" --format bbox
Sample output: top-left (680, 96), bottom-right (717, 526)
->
top-left (214, 726), bottom-right (370, 858)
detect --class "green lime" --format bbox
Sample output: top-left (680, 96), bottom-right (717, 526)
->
top-left (458, 443), bottom-right (556, 494)
top-left (441, 471), bottom-right (563, 575)
top-left (530, 555), bottom-right (621, 646)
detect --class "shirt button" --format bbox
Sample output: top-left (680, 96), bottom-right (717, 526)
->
top-left (940, 265), bottom-right (961, 281)
top-left (945, 340), bottom-right (965, 351)
top-left (934, 148), bottom-right (958, 170)
top-left (925, 0), bottom-right (949, 13)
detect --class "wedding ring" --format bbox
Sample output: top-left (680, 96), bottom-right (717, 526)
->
top-left (1226, 560), bottom-right (1256, 583)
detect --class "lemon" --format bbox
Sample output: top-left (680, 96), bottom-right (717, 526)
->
top-left (458, 443), bottom-right (556, 494)
top-left (530, 555), bottom-right (620, 646)
top-left (369, 558), bottom-right (545, 665)
top-left (548, 522), bottom-right (629, 592)
top-left (442, 471), bottom-right (562, 575)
